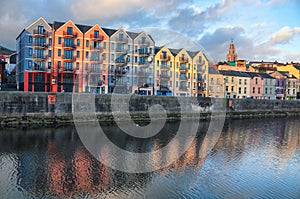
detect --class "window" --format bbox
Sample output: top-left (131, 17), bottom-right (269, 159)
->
top-left (176, 81), bottom-right (178, 87)
top-left (239, 79), bottom-right (242, 85)
top-left (231, 77), bottom-right (234, 83)
top-left (58, 37), bottom-right (62, 44)
top-left (29, 36), bottom-right (32, 43)
top-left (103, 42), bottom-right (106, 49)
top-left (170, 71), bottom-right (172, 77)
top-left (176, 72), bottom-right (178, 78)
top-left (238, 87), bottom-right (241, 94)
top-left (86, 40), bottom-right (89, 47)
top-left (225, 77), bottom-right (228, 83)
top-left (67, 27), bottom-right (73, 35)
top-left (48, 50), bottom-right (51, 57)
top-left (28, 60), bottom-right (32, 69)
top-left (86, 52), bottom-right (89, 59)
top-left (255, 78), bottom-right (258, 84)
top-left (58, 49), bottom-right (61, 56)
top-left (128, 45), bottom-right (130, 51)
top-left (112, 43), bottom-right (115, 50)
top-left (211, 78), bottom-right (214, 84)
top-left (217, 78), bottom-right (220, 84)
top-left (210, 86), bottom-right (213, 92)
top-left (48, 62), bottom-right (52, 69)
top-left (231, 86), bottom-right (234, 92)
top-left (226, 86), bottom-right (229, 92)
top-left (77, 39), bottom-right (80, 47)
top-left (76, 63), bottom-right (79, 70)
top-left (77, 51), bottom-right (80, 58)
top-left (29, 48), bottom-right (32, 56)
top-left (265, 88), bottom-right (268, 94)
top-left (244, 87), bottom-right (247, 94)
top-left (49, 38), bottom-right (52, 46)
top-left (258, 87), bottom-right (260, 94)
top-left (94, 30), bottom-right (99, 38)
top-left (36, 26), bottom-right (43, 35)
top-left (244, 79), bottom-right (247, 85)
top-left (170, 81), bottom-right (172, 87)
top-left (253, 87), bottom-right (255, 93)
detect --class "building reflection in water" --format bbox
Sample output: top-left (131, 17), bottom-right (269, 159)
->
top-left (0, 117), bottom-right (299, 198)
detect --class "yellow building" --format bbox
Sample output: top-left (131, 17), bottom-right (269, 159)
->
top-left (219, 70), bottom-right (237, 99)
top-left (171, 48), bottom-right (193, 97)
top-left (154, 46), bottom-right (174, 96)
top-left (189, 51), bottom-right (209, 97)
top-left (208, 68), bottom-right (224, 98)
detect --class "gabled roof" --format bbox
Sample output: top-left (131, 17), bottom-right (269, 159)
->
top-left (155, 46), bottom-right (163, 54)
top-left (257, 72), bottom-right (274, 79)
top-left (102, 27), bottom-right (118, 36)
top-left (169, 48), bottom-right (180, 56)
top-left (187, 51), bottom-right (198, 58)
top-left (219, 70), bottom-right (251, 78)
top-left (76, 24), bottom-right (93, 33)
top-left (53, 21), bottom-right (65, 30)
top-left (127, 31), bottom-right (139, 39)
top-left (0, 45), bottom-right (15, 56)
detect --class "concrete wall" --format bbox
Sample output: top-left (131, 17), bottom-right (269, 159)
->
top-left (1, 91), bottom-right (300, 127)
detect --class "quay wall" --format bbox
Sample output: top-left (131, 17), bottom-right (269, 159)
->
top-left (0, 92), bottom-right (300, 127)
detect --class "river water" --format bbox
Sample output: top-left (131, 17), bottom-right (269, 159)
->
top-left (0, 117), bottom-right (299, 198)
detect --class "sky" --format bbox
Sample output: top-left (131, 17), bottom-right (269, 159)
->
top-left (0, 0), bottom-right (299, 63)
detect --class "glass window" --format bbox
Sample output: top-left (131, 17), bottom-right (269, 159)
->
top-left (58, 37), bottom-right (61, 44)
top-left (67, 27), bottom-right (73, 35)
top-left (86, 52), bottom-right (89, 59)
top-left (28, 60), bottom-right (32, 69)
top-left (29, 48), bottom-right (32, 56)
top-left (48, 50), bottom-right (51, 57)
top-left (77, 39), bottom-right (80, 46)
top-left (48, 62), bottom-right (52, 69)
top-left (29, 36), bottom-right (32, 43)
top-left (77, 51), bottom-right (80, 58)
top-left (49, 38), bottom-right (52, 46)
top-left (86, 40), bottom-right (89, 47)
top-left (58, 49), bottom-right (61, 56)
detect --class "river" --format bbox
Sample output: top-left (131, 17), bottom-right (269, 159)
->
top-left (0, 117), bottom-right (299, 198)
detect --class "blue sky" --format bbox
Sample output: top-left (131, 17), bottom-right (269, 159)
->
top-left (0, 0), bottom-right (299, 63)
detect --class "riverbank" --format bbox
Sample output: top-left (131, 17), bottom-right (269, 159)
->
top-left (1, 92), bottom-right (300, 127)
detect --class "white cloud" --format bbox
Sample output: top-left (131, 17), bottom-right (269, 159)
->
top-left (270, 26), bottom-right (300, 44)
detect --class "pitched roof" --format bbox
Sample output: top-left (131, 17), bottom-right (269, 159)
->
top-left (294, 65), bottom-right (300, 70)
top-left (127, 31), bottom-right (139, 39)
top-left (169, 48), bottom-right (180, 56)
top-left (155, 46), bottom-right (163, 54)
top-left (257, 72), bottom-right (274, 79)
top-left (76, 24), bottom-right (92, 33)
top-left (219, 70), bottom-right (251, 77)
top-left (102, 27), bottom-right (118, 36)
top-left (209, 67), bottom-right (220, 74)
top-left (0, 45), bottom-right (15, 56)
top-left (226, 61), bottom-right (236, 66)
top-left (53, 21), bottom-right (65, 30)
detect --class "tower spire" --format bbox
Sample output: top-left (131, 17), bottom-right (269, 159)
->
top-left (226, 40), bottom-right (237, 62)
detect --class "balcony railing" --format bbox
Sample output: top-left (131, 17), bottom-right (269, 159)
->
top-left (90, 34), bottom-right (104, 41)
top-left (90, 46), bottom-right (103, 52)
top-left (90, 58), bottom-right (103, 64)
top-left (179, 86), bottom-right (187, 91)
top-left (63, 31), bottom-right (78, 38)
top-left (115, 37), bottom-right (128, 43)
top-left (179, 57), bottom-right (189, 64)
top-left (159, 74), bottom-right (169, 79)
top-left (32, 54), bottom-right (48, 61)
top-left (179, 76), bottom-right (187, 81)
top-left (60, 66), bottom-right (74, 73)
top-left (62, 42), bottom-right (76, 50)
top-left (160, 65), bottom-right (170, 70)
top-left (179, 66), bottom-right (187, 72)
top-left (32, 29), bottom-right (49, 37)
top-left (114, 59), bottom-right (126, 65)
top-left (32, 66), bottom-right (46, 71)
top-left (138, 51), bottom-right (150, 57)
top-left (138, 41), bottom-right (150, 46)
top-left (138, 62), bottom-right (149, 67)
top-left (160, 55), bottom-right (171, 61)
top-left (62, 55), bottom-right (76, 62)
top-left (32, 42), bottom-right (48, 49)
top-left (115, 48), bottom-right (128, 55)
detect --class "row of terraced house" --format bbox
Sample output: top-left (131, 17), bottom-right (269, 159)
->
top-left (16, 17), bottom-right (209, 97)
top-left (209, 41), bottom-right (300, 100)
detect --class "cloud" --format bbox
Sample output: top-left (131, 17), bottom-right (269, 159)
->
top-left (270, 26), bottom-right (300, 44)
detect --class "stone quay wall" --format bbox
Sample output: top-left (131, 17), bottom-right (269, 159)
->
top-left (0, 92), bottom-right (300, 127)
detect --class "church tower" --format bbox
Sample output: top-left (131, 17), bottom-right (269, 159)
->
top-left (226, 40), bottom-right (237, 62)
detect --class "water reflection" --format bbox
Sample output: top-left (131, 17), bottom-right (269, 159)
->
top-left (0, 117), bottom-right (299, 198)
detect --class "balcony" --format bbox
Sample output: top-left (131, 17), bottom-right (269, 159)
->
top-left (90, 34), bottom-right (104, 41)
top-left (179, 86), bottom-right (187, 91)
top-left (160, 55), bottom-right (171, 61)
top-left (32, 42), bottom-right (48, 49)
top-left (60, 66), bottom-right (74, 73)
top-left (138, 62), bottom-right (149, 67)
top-left (179, 57), bottom-right (189, 64)
top-left (32, 29), bottom-right (49, 37)
top-left (138, 51), bottom-right (150, 57)
top-left (63, 31), bottom-right (78, 38)
top-left (90, 58), bottom-right (103, 64)
top-left (32, 54), bottom-right (48, 61)
top-left (32, 66), bottom-right (46, 71)
top-left (160, 65), bottom-right (170, 71)
top-left (115, 48), bottom-right (128, 55)
top-left (115, 37), bottom-right (128, 44)
top-left (114, 59), bottom-right (126, 66)
top-left (179, 66), bottom-right (187, 72)
top-left (62, 55), bottom-right (76, 62)
top-left (179, 76), bottom-right (187, 81)
top-left (90, 46), bottom-right (103, 52)
top-left (159, 74), bottom-right (169, 80)
top-left (138, 41), bottom-right (150, 46)
top-left (62, 42), bottom-right (76, 50)
top-left (114, 69), bottom-right (127, 77)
